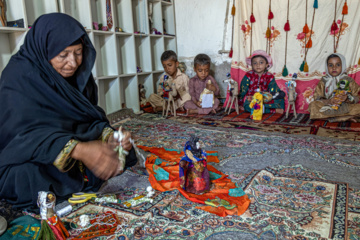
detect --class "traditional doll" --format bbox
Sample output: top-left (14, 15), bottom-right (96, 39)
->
top-left (250, 92), bottom-right (264, 120)
top-left (320, 79), bottom-right (353, 113)
top-left (199, 79), bottom-right (215, 107)
top-left (179, 135), bottom-right (210, 194)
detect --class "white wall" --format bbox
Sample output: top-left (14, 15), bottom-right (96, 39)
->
top-left (175, 0), bottom-right (232, 79)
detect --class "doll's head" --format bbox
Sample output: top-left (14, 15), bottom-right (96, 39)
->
top-left (337, 79), bottom-right (350, 90)
top-left (246, 50), bottom-right (273, 76)
top-left (194, 54), bottom-right (211, 81)
top-left (161, 50), bottom-right (179, 78)
top-left (326, 53), bottom-right (346, 77)
top-left (189, 135), bottom-right (202, 158)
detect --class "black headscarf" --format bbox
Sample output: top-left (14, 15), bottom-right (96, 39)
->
top-left (0, 13), bottom-right (109, 207)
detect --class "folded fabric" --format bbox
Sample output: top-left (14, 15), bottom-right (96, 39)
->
top-left (138, 146), bottom-right (250, 217)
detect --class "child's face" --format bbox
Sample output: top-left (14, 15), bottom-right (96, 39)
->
top-left (251, 56), bottom-right (268, 75)
top-left (162, 59), bottom-right (179, 77)
top-left (327, 57), bottom-right (342, 77)
top-left (194, 64), bottom-right (210, 81)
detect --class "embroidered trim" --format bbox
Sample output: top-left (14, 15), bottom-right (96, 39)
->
top-left (53, 139), bottom-right (79, 172)
top-left (102, 127), bottom-right (114, 142)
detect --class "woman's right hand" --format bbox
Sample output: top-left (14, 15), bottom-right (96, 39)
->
top-left (71, 140), bottom-right (121, 180)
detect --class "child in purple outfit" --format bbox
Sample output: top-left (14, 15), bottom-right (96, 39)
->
top-left (184, 54), bottom-right (220, 115)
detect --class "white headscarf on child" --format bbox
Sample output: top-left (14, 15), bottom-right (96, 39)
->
top-left (323, 53), bottom-right (347, 99)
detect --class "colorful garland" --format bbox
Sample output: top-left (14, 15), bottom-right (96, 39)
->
top-left (266, 0), bottom-right (274, 55)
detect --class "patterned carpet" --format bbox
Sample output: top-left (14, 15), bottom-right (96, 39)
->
top-left (3, 110), bottom-right (360, 239)
top-left (125, 103), bottom-right (360, 141)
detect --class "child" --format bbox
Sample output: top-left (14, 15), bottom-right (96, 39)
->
top-left (148, 50), bottom-right (191, 112)
top-left (239, 50), bottom-right (284, 114)
top-left (184, 54), bottom-right (220, 115)
top-left (308, 53), bottom-right (360, 122)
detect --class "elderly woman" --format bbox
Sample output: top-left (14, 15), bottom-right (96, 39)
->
top-left (0, 13), bottom-right (137, 208)
top-left (308, 53), bottom-right (360, 122)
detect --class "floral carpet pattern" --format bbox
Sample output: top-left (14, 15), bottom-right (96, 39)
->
top-left (63, 165), bottom-right (357, 240)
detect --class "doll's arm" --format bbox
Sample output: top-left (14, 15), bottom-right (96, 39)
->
top-left (185, 150), bottom-right (197, 162)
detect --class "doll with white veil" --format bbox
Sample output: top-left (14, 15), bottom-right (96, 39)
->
top-left (308, 53), bottom-right (360, 122)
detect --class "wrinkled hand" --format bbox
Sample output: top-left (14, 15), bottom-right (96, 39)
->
top-left (71, 140), bottom-right (121, 180)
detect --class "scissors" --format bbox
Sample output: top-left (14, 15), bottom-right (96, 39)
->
top-left (68, 192), bottom-right (99, 204)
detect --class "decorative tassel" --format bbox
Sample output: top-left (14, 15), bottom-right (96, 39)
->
top-left (342, 2), bottom-right (348, 15)
top-left (299, 61), bottom-right (305, 71)
top-left (38, 220), bottom-right (56, 240)
top-left (231, 3), bottom-right (236, 16)
top-left (250, 13), bottom-right (256, 23)
top-left (331, 21), bottom-right (338, 32)
top-left (303, 24), bottom-right (310, 33)
top-left (229, 48), bottom-right (233, 58)
top-left (358, 57), bottom-right (360, 65)
top-left (305, 38), bottom-right (312, 48)
top-left (313, 0), bottom-right (318, 9)
top-left (266, 27), bottom-right (271, 38)
top-left (284, 20), bottom-right (290, 31)
top-left (304, 61), bottom-right (309, 72)
top-left (268, 10), bottom-right (274, 19)
top-left (282, 65), bottom-right (289, 77)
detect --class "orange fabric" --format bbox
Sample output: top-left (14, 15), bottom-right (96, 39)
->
top-left (138, 146), bottom-right (250, 217)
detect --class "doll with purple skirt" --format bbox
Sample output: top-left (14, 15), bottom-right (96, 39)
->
top-left (179, 135), bottom-right (210, 194)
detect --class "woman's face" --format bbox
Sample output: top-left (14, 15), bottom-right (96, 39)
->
top-left (50, 43), bottom-right (83, 78)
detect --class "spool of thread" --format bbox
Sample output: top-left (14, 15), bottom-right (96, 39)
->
top-left (56, 205), bottom-right (72, 217)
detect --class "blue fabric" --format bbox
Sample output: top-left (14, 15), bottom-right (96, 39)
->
top-left (153, 165), bottom-right (169, 181)
top-left (229, 188), bottom-right (246, 197)
top-left (0, 13), bottom-right (109, 208)
top-left (209, 171), bottom-right (222, 180)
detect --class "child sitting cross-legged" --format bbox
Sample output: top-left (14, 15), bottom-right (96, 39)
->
top-left (184, 54), bottom-right (220, 115)
top-left (239, 50), bottom-right (284, 114)
top-left (148, 50), bottom-right (191, 112)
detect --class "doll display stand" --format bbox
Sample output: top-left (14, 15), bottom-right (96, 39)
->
top-left (162, 94), bottom-right (176, 118)
top-left (286, 74), bottom-right (297, 118)
top-left (223, 78), bottom-right (239, 115)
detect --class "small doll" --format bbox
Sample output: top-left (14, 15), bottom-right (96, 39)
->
top-left (285, 73), bottom-right (298, 118)
top-left (250, 92), bottom-right (263, 120)
top-left (160, 75), bottom-right (177, 99)
top-left (223, 73), bottom-right (239, 114)
top-left (37, 191), bottom-right (69, 239)
top-left (199, 79), bottom-right (215, 107)
top-left (179, 135), bottom-right (210, 194)
top-left (138, 84), bottom-right (148, 105)
top-left (320, 79), bottom-right (353, 112)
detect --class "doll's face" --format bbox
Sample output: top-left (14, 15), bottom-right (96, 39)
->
top-left (327, 57), bottom-right (342, 77)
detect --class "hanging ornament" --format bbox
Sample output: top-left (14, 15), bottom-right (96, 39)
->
top-left (284, 20), bottom-right (290, 31)
top-left (331, 20), bottom-right (338, 32)
top-left (342, 2), bottom-right (348, 14)
top-left (358, 58), bottom-right (360, 65)
top-left (305, 37), bottom-right (312, 48)
top-left (266, 27), bottom-right (271, 38)
top-left (313, 0), bottom-right (318, 9)
top-left (282, 65), bottom-right (289, 77)
top-left (268, 9), bottom-right (274, 19)
top-left (299, 61), bottom-right (305, 71)
top-left (304, 61), bottom-right (309, 72)
top-left (229, 48), bottom-right (233, 58)
top-left (303, 24), bottom-right (310, 33)
top-left (250, 13), bottom-right (256, 23)
top-left (231, 3), bottom-right (235, 15)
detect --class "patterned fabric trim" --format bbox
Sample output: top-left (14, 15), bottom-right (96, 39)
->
top-left (53, 139), bottom-right (79, 172)
top-left (102, 127), bottom-right (114, 142)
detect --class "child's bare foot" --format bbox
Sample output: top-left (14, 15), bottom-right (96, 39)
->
top-left (275, 109), bottom-right (284, 114)
top-left (179, 106), bottom-right (185, 111)
top-left (211, 109), bottom-right (216, 114)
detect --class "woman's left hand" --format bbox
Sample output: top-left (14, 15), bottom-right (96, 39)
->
top-left (108, 129), bottom-right (133, 151)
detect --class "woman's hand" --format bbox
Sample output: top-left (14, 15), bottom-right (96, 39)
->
top-left (109, 129), bottom-right (133, 152)
top-left (71, 140), bottom-right (122, 180)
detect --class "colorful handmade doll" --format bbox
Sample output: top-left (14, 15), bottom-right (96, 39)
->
top-left (179, 135), bottom-right (210, 194)
top-left (37, 191), bottom-right (69, 240)
top-left (199, 79), bottom-right (215, 107)
top-left (249, 92), bottom-right (264, 120)
top-left (320, 79), bottom-right (353, 112)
